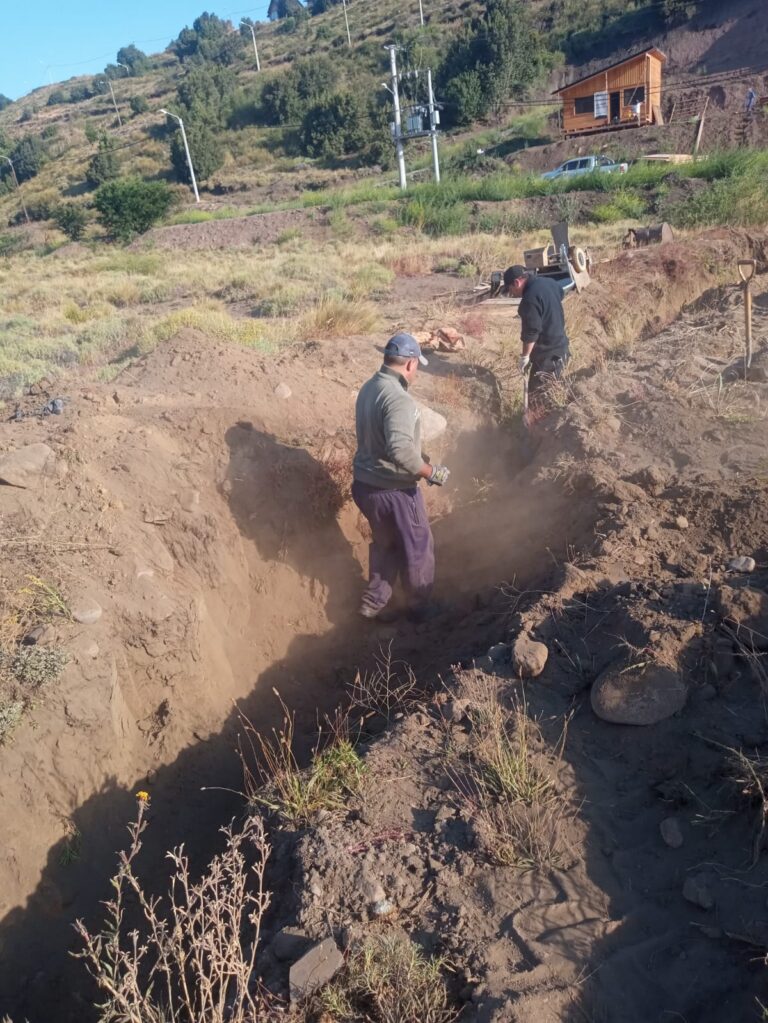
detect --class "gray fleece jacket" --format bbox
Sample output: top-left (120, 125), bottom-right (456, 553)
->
top-left (353, 366), bottom-right (423, 490)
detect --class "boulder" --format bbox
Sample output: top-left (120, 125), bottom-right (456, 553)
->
top-left (274, 382), bottom-right (292, 399)
top-left (71, 598), bottom-right (103, 626)
top-left (272, 926), bottom-right (311, 963)
top-left (289, 937), bottom-right (344, 1002)
top-left (0, 443), bottom-right (55, 489)
top-left (512, 634), bottom-right (548, 678)
top-left (420, 406), bottom-right (447, 443)
top-left (727, 556), bottom-right (756, 574)
top-left (591, 662), bottom-right (687, 725)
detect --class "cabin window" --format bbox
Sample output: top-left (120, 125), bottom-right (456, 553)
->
top-left (623, 86), bottom-right (645, 106)
top-left (574, 96), bottom-right (594, 115)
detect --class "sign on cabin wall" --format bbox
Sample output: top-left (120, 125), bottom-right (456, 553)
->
top-left (594, 92), bottom-right (608, 118)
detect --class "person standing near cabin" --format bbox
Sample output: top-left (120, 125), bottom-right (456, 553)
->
top-left (504, 265), bottom-right (570, 394)
top-left (746, 87), bottom-right (757, 116)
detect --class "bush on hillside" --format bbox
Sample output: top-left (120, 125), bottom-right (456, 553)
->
top-left (176, 64), bottom-right (237, 128)
top-left (84, 121), bottom-right (100, 144)
top-left (94, 178), bottom-right (176, 240)
top-left (68, 83), bottom-right (93, 104)
top-left (260, 56), bottom-right (335, 125)
top-left (268, 0), bottom-right (306, 18)
top-left (117, 44), bottom-right (150, 76)
top-left (170, 120), bottom-right (223, 182)
top-left (0, 95), bottom-right (11, 111)
top-left (7, 136), bottom-right (47, 183)
top-left (86, 134), bottom-right (120, 187)
top-left (54, 203), bottom-right (88, 241)
top-left (47, 89), bottom-right (68, 107)
top-left (438, 0), bottom-right (550, 125)
top-left (170, 12), bottom-right (245, 65)
top-left (129, 95), bottom-right (149, 116)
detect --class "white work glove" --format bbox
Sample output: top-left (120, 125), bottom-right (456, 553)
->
top-left (427, 465), bottom-right (450, 487)
top-left (519, 354), bottom-right (530, 374)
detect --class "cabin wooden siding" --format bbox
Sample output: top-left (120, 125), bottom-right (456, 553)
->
top-left (558, 52), bottom-right (664, 135)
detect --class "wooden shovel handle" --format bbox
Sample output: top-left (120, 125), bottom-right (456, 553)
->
top-left (738, 258), bottom-right (757, 283)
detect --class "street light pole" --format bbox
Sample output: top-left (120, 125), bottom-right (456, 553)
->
top-left (0, 156), bottom-right (30, 224)
top-left (426, 68), bottom-right (440, 183)
top-left (160, 109), bottom-right (200, 203)
top-left (342, 0), bottom-right (352, 47)
top-left (100, 77), bottom-right (122, 127)
top-left (240, 20), bottom-right (261, 71)
top-left (116, 61), bottom-right (130, 76)
top-left (418, 0), bottom-right (424, 26)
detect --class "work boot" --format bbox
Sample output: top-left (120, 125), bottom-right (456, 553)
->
top-left (359, 604), bottom-right (400, 623)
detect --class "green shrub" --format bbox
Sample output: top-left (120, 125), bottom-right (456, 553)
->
top-left (86, 134), bottom-right (120, 187)
top-left (129, 95), bottom-right (149, 116)
top-left (591, 189), bottom-right (647, 224)
top-left (54, 203), bottom-right (88, 241)
top-left (94, 178), bottom-right (176, 241)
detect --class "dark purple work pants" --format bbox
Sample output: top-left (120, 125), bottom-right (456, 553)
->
top-left (351, 480), bottom-right (435, 613)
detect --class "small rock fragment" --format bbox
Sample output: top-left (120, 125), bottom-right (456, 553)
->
top-left (473, 655), bottom-right (494, 673)
top-left (727, 556), bottom-right (756, 573)
top-left (179, 488), bottom-right (200, 513)
top-left (289, 938), bottom-right (344, 1002)
top-left (591, 662), bottom-right (687, 725)
top-left (512, 633), bottom-right (549, 678)
top-left (675, 516), bottom-right (689, 531)
top-left (72, 598), bottom-right (103, 625)
top-left (488, 643), bottom-right (510, 664)
top-left (272, 927), bottom-right (311, 963)
top-left (683, 875), bottom-right (714, 910)
top-left (274, 382), bottom-right (292, 399)
top-left (372, 898), bottom-right (395, 917)
top-left (660, 817), bottom-right (684, 849)
top-left (360, 878), bottom-right (386, 904)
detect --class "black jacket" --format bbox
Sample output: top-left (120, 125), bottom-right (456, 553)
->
top-left (518, 275), bottom-right (569, 357)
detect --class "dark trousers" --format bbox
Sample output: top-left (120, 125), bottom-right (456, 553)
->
top-left (530, 347), bottom-right (570, 395)
top-left (351, 480), bottom-right (435, 612)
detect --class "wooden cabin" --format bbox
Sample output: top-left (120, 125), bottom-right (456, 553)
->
top-left (555, 48), bottom-right (666, 136)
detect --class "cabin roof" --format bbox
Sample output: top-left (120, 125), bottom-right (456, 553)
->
top-left (553, 48), bottom-right (667, 96)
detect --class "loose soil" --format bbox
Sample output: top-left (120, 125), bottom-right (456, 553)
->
top-left (2, 228), bottom-right (768, 1021)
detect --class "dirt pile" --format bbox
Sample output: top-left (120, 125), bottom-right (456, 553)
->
top-left (2, 229), bottom-right (768, 1021)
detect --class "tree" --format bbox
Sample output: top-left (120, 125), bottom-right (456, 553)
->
top-left (94, 179), bottom-right (175, 240)
top-left (84, 121), bottom-right (100, 143)
top-left (170, 120), bottom-right (223, 182)
top-left (86, 134), bottom-right (120, 187)
top-left (268, 0), bottom-right (305, 19)
top-left (9, 135), bottom-right (46, 182)
top-left (0, 95), bottom-right (11, 111)
top-left (170, 12), bottom-right (244, 65)
top-left (47, 89), bottom-right (68, 106)
top-left (54, 203), bottom-right (88, 241)
top-left (438, 0), bottom-right (549, 125)
top-left (661, 0), bottom-right (695, 25)
top-left (300, 92), bottom-right (382, 159)
top-left (260, 56), bottom-right (335, 124)
top-left (176, 64), bottom-right (236, 127)
top-left (116, 44), bottom-right (150, 76)
top-left (307, 0), bottom-right (342, 12)
top-left (129, 95), bottom-right (149, 116)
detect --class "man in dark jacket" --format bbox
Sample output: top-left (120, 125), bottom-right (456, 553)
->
top-left (504, 264), bottom-right (570, 394)
top-left (352, 333), bottom-right (449, 621)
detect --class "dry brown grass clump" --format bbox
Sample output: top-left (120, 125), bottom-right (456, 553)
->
top-left (294, 296), bottom-right (379, 341)
top-left (452, 671), bottom-right (574, 870)
top-left (75, 797), bottom-right (272, 1023)
top-left (318, 931), bottom-right (456, 1023)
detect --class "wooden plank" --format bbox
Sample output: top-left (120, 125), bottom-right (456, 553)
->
top-left (652, 104), bottom-right (664, 125)
top-left (693, 96), bottom-right (710, 156)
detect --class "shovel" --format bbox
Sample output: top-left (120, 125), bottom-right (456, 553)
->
top-left (522, 364), bottom-right (531, 429)
top-left (738, 258), bottom-right (757, 375)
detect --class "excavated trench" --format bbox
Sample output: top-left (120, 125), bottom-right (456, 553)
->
top-left (0, 370), bottom-right (600, 1022)
top-left (3, 229), bottom-right (767, 1021)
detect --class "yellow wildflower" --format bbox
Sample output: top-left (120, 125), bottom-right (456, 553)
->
top-left (135, 790), bottom-right (150, 803)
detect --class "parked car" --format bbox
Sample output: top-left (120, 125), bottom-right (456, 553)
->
top-left (541, 155), bottom-right (629, 180)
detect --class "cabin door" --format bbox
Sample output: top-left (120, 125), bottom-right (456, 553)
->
top-left (610, 91), bottom-right (621, 122)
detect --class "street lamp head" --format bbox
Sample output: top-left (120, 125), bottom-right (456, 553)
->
top-left (159, 109), bottom-right (168, 116)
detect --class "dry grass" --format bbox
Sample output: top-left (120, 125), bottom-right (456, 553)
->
top-left (307, 443), bottom-right (355, 519)
top-left (75, 798), bottom-right (272, 1023)
top-left (242, 700), bottom-right (365, 826)
top-left (349, 643), bottom-right (420, 719)
top-left (318, 932), bottom-right (456, 1023)
top-left (451, 671), bottom-right (574, 870)
top-left (294, 295), bottom-right (379, 341)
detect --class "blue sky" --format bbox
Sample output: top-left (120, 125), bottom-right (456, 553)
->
top-left (1, 1), bottom-right (272, 100)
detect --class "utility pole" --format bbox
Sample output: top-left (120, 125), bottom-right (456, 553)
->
top-left (426, 68), bottom-right (440, 183)
top-left (240, 20), bottom-right (261, 71)
top-left (342, 0), bottom-right (352, 48)
top-left (418, 0), bottom-right (424, 26)
top-left (101, 78), bottom-right (122, 128)
top-left (160, 109), bottom-right (200, 203)
top-left (0, 156), bottom-right (29, 224)
top-left (385, 46), bottom-right (407, 190)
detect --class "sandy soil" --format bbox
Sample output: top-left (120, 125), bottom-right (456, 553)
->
top-left (1, 228), bottom-right (768, 1021)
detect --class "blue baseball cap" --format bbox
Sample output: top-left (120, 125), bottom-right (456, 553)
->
top-left (384, 332), bottom-right (428, 366)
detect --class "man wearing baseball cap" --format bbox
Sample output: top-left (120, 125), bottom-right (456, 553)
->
top-left (503, 264), bottom-right (570, 394)
top-left (352, 332), bottom-right (450, 621)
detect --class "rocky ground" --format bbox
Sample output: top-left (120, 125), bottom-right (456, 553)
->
top-left (2, 229), bottom-right (768, 1021)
